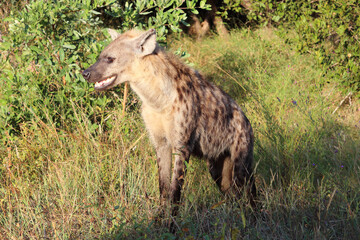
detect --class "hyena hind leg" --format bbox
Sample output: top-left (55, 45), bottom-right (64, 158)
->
top-left (208, 153), bottom-right (257, 208)
top-left (233, 152), bottom-right (257, 208)
top-left (208, 154), bottom-right (233, 193)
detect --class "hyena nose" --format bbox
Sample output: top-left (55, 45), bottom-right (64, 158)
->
top-left (82, 70), bottom-right (91, 80)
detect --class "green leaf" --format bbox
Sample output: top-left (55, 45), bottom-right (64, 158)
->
top-left (336, 25), bottom-right (346, 36)
top-left (191, 9), bottom-right (199, 15)
top-left (272, 15), bottom-right (281, 22)
top-left (0, 41), bottom-right (11, 51)
top-left (59, 48), bottom-right (65, 62)
top-left (63, 44), bottom-right (76, 49)
top-left (139, 11), bottom-right (152, 15)
top-left (29, 46), bottom-right (42, 54)
top-left (188, 193), bottom-right (194, 203)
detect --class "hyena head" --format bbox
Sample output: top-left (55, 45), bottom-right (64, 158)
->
top-left (82, 29), bottom-right (157, 90)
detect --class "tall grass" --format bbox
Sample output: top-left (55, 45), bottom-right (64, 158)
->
top-left (1, 28), bottom-right (359, 239)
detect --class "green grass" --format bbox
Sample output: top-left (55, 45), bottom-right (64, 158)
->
top-left (1, 28), bottom-right (359, 239)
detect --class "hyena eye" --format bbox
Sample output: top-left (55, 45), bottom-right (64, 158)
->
top-left (106, 57), bottom-right (115, 63)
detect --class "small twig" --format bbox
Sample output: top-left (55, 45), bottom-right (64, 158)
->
top-left (122, 82), bottom-right (129, 117)
top-left (324, 188), bottom-right (337, 220)
top-left (103, 114), bottom-right (112, 122)
top-left (122, 133), bottom-right (146, 157)
top-left (326, 188), bottom-right (337, 213)
top-left (111, 91), bottom-right (121, 101)
top-left (329, 62), bottom-right (339, 68)
top-left (332, 92), bottom-right (352, 114)
top-left (169, 215), bottom-right (181, 231)
top-left (213, 63), bottom-right (247, 92)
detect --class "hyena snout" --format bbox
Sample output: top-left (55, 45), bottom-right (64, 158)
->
top-left (82, 63), bottom-right (101, 83)
top-left (82, 64), bottom-right (118, 91)
top-left (82, 70), bottom-right (91, 80)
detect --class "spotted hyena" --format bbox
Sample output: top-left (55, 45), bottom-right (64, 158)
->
top-left (82, 29), bottom-right (256, 210)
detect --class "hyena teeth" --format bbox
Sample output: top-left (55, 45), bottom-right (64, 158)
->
top-left (95, 76), bottom-right (116, 89)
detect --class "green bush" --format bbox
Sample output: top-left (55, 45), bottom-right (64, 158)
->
top-left (1, 0), bottom-right (103, 136)
top-left (0, 0), bottom-right (210, 138)
top-left (246, 0), bottom-right (360, 94)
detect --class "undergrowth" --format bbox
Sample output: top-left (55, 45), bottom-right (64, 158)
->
top-left (1, 29), bottom-right (359, 239)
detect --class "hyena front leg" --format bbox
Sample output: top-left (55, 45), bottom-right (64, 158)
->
top-left (170, 145), bottom-right (191, 206)
top-left (154, 138), bottom-right (172, 203)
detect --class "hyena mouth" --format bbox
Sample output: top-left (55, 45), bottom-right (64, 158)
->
top-left (94, 75), bottom-right (117, 90)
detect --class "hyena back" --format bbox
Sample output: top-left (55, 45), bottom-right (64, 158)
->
top-left (82, 28), bottom-right (256, 208)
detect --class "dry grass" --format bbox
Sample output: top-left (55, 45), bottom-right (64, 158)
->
top-left (1, 28), bottom-right (359, 239)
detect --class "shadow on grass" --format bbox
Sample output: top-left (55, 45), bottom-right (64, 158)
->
top-left (102, 113), bottom-right (359, 239)
top-left (102, 52), bottom-right (359, 239)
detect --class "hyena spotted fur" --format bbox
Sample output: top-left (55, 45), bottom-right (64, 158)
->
top-left (82, 29), bottom-right (256, 210)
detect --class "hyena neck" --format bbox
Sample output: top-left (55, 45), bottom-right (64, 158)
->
top-left (129, 52), bottom-right (177, 111)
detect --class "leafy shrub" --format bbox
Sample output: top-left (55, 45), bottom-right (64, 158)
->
top-left (0, 0), bottom-right (210, 138)
top-left (246, 0), bottom-right (360, 93)
top-left (100, 0), bottom-right (210, 43)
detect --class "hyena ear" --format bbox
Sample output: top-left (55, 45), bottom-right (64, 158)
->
top-left (108, 29), bottom-right (121, 41)
top-left (134, 29), bottom-right (157, 57)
